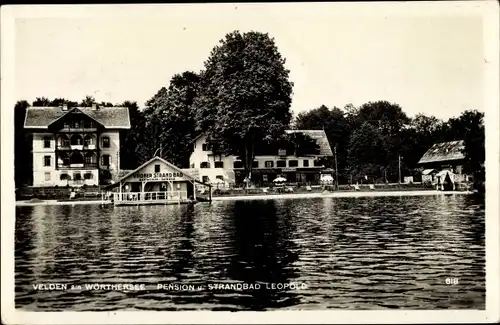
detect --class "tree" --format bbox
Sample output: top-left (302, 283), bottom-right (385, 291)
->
top-left (193, 31), bottom-right (293, 184)
top-left (32, 97), bottom-right (51, 107)
top-left (400, 114), bottom-right (444, 170)
top-left (80, 95), bottom-right (96, 107)
top-left (458, 110), bottom-right (485, 177)
top-left (347, 122), bottom-right (385, 182)
top-left (143, 71), bottom-right (200, 167)
top-left (117, 101), bottom-right (146, 170)
top-left (15, 101), bottom-right (32, 187)
top-left (295, 105), bottom-right (351, 180)
top-left (353, 101), bottom-right (410, 182)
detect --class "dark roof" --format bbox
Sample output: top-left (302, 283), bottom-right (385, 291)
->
top-left (418, 140), bottom-right (465, 164)
top-left (24, 106), bottom-right (130, 129)
top-left (285, 129), bottom-right (333, 156)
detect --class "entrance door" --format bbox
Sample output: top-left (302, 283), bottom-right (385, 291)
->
top-left (131, 182), bottom-right (141, 192)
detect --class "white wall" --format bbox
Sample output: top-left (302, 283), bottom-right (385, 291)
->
top-left (31, 130), bottom-right (121, 187)
top-left (99, 131), bottom-right (120, 175)
top-left (32, 133), bottom-right (56, 186)
top-left (188, 135), bottom-right (326, 184)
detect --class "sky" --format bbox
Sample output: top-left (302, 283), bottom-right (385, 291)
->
top-left (13, 3), bottom-right (487, 120)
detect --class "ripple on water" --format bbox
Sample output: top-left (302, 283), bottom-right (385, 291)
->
top-left (15, 195), bottom-right (485, 310)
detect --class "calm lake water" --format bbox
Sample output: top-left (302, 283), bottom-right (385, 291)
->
top-left (15, 194), bottom-right (485, 311)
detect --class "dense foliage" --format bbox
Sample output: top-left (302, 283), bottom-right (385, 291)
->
top-left (192, 31), bottom-right (293, 182)
top-left (294, 101), bottom-right (485, 184)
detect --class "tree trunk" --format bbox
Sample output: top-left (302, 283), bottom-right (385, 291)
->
top-left (243, 137), bottom-right (255, 189)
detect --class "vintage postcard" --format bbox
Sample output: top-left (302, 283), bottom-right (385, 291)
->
top-left (1, 1), bottom-right (499, 324)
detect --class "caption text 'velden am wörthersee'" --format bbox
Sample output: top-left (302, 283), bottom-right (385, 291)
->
top-left (32, 282), bottom-right (309, 291)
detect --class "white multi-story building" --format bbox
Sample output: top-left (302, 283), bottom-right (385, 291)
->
top-left (188, 130), bottom-right (334, 186)
top-left (24, 104), bottom-right (130, 187)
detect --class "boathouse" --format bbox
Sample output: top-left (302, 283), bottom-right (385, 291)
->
top-left (107, 156), bottom-right (211, 206)
top-left (418, 140), bottom-right (470, 185)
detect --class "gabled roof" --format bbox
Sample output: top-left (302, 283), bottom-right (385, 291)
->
top-left (285, 129), bottom-right (333, 156)
top-left (24, 106), bottom-right (131, 129)
top-left (418, 140), bottom-right (465, 164)
top-left (107, 156), bottom-right (210, 187)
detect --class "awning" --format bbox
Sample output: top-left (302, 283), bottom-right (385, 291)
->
top-left (422, 169), bottom-right (437, 175)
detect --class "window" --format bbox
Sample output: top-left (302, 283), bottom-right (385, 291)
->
top-left (84, 153), bottom-right (96, 164)
top-left (289, 160), bottom-right (298, 167)
top-left (84, 172), bottom-right (93, 180)
top-left (44, 172), bottom-right (51, 181)
top-left (303, 159), bottom-right (310, 167)
top-left (101, 155), bottom-right (110, 166)
top-left (60, 173), bottom-right (69, 180)
top-left (58, 135), bottom-right (70, 147)
top-left (44, 156), bottom-right (51, 167)
top-left (202, 176), bottom-right (209, 183)
top-left (74, 173), bottom-right (82, 180)
top-left (190, 163), bottom-right (195, 168)
top-left (43, 136), bottom-right (51, 148)
top-left (101, 137), bottom-right (110, 148)
top-left (263, 174), bottom-right (268, 182)
top-left (155, 164), bottom-right (161, 172)
top-left (70, 135), bottom-right (83, 146)
top-left (314, 160), bottom-right (323, 167)
top-left (84, 135), bottom-right (94, 146)
top-left (200, 162), bottom-right (210, 168)
top-left (233, 161), bottom-right (243, 168)
top-left (252, 161), bottom-right (259, 168)
top-left (216, 175), bottom-right (224, 180)
top-left (265, 161), bottom-right (274, 168)
top-left (202, 143), bottom-right (212, 151)
top-left (277, 160), bottom-right (286, 168)
top-left (214, 161), bottom-right (224, 168)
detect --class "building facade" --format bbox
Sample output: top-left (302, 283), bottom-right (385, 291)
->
top-left (107, 156), bottom-right (207, 205)
top-left (418, 140), bottom-right (469, 185)
top-left (188, 130), bottom-right (334, 186)
top-left (24, 104), bottom-right (130, 187)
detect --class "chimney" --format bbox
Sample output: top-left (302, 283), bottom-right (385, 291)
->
top-left (92, 103), bottom-right (98, 110)
top-left (62, 104), bottom-right (68, 111)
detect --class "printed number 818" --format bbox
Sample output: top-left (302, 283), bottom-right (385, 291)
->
top-left (446, 278), bottom-right (459, 285)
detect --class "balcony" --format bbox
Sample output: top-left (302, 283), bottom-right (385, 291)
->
top-left (71, 145), bottom-right (84, 150)
top-left (58, 163), bottom-right (98, 170)
top-left (59, 127), bottom-right (98, 133)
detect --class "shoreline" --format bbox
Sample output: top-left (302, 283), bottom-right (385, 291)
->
top-left (15, 190), bottom-right (474, 206)
top-left (210, 190), bottom-right (473, 201)
top-left (16, 200), bottom-right (112, 207)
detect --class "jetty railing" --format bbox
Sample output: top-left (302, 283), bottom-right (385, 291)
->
top-left (113, 191), bottom-right (188, 203)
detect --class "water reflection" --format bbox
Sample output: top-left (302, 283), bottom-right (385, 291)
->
top-left (15, 194), bottom-right (485, 310)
